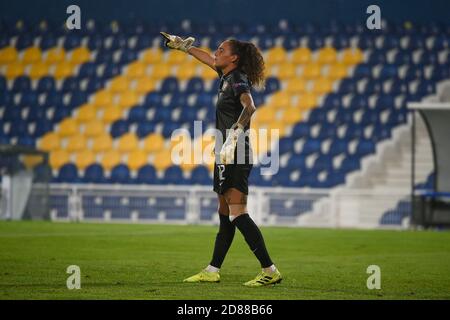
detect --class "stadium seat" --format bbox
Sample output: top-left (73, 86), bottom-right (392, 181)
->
top-left (110, 164), bottom-right (131, 184)
top-left (136, 164), bottom-right (157, 184)
top-left (83, 163), bottom-right (106, 183)
top-left (75, 150), bottom-right (96, 170)
top-left (100, 150), bottom-right (121, 171)
top-left (91, 134), bottom-right (113, 152)
top-left (57, 163), bottom-right (80, 182)
top-left (50, 149), bottom-right (70, 169)
top-left (117, 133), bottom-right (139, 153)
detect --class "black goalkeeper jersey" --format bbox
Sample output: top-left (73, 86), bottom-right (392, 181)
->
top-left (215, 68), bottom-right (253, 164)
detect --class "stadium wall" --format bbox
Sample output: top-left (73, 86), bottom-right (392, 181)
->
top-left (1, 0), bottom-right (450, 25)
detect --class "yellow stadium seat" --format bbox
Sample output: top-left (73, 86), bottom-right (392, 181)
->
top-left (29, 62), bottom-right (49, 79)
top-left (127, 150), bottom-right (148, 171)
top-left (150, 64), bottom-right (171, 80)
top-left (22, 47), bottom-right (42, 64)
top-left (280, 109), bottom-right (302, 125)
top-left (265, 47), bottom-right (286, 65)
top-left (117, 91), bottom-right (138, 109)
top-left (153, 149), bottom-right (173, 171)
top-left (126, 61), bottom-right (147, 79)
top-left (176, 63), bottom-right (196, 80)
top-left (117, 133), bottom-right (139, 153)
top-left (70, 47), bottom-right (90, 64)
top-left (277, 63), bottom-right (296, 79)
top-left (341, 48), bottom-right (364, 65)
top-left (295, 93), bottom-right (318, 109)
top-left (84, 120), bottom-right (104, 137)
top-left (266, 120), bottom-right (288, 135)
top-left (255, 106), bottom-right (276, 123)
top-left (39, 133), bottom-right (60, 152)
top-left (91, 134), bottom-right (113, 152)
top-left (270, 92), bottom-right (292, 108)
top-left (312, 77), bottom-right (333, 94)
top-left (134, 77), bottom-right (156, 94)
top-left (5, 62), bottom-right (25, 79)
top-left (76, 103), bottom-right (96, 122)
top-left (75, 150), bottom-right (95, 170)
top-left (53, 62), bottom-right (73, 79)
top-left (0, 47), bottom-right (18, 65)
top-left (290, 47), bottom-right (312, 64)
top-left (22, 154), bottom-right (45, 169)
top-left (92, 90), bottom-right (113, 107)
top-left (58, 118), bottom-right (78, 137)
top-left (166, 50), bottom-right (187, 64)
top-left (100, 105), bottom-right (123, 123)
top-left (285, 78), bottom-right (307, 94)
top-left (316, 47), bottom-right (337, 64)
top-left (109, 76), bottom-right (129, 93)
top-left (50, 150), bottom-right (70, 169)
top-left (100, 150), bottom-right (121, 171)
top-left (302, 63), bottom-right (321, 79)
top-left (198, 65), bottom-right (218, 80)
top-left (45, 48), bottom-right (65, 64)
top-left (142, 133), bottom-right (165, 152)
top-left (141, 48), bottom-right (163, 64)
top-left (327, 63), bottom-right (348, 79)
top-left (66, 135), bottom-right (87, 152)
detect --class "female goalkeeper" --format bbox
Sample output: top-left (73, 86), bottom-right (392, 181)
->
top-left (161, 32), bottom-right (282, 287)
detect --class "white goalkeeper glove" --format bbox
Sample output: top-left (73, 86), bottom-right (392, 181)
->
top-left (219, 123), bottom-right (244, 165)
top-left (160, 32), bottom-right (195, 53)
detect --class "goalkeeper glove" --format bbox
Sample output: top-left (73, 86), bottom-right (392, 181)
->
top-left (219, 123), bottom-right (244, 165)
top-left (160, 32), bottom-right (195, 53)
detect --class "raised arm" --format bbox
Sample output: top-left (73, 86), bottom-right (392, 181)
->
top-left (188, 47), bottom-right (216, 70)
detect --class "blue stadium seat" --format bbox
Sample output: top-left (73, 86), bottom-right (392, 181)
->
top-left (136, 164), bottom-right (157, 184)
top-left (110, 164), bottom-right (131, 184)
top-left (264, 77), bottom-right (281, 94)
top-left (110, 120), bottom-right (130, 138)
top-left (83, 164), bottom-right (106, 183)
top-left (128, 106), bottom-right (147, 123)
top-left (78, 62), bottom-right (96, 78)
top-left (12, 76), bottom-right (31, 92)
top-left (36, 76), bottom-right (56, 93)
top-left (160, 77), bottom-right (179, 93)
top-left (57, 163), bottom-right (79, 183)
top-left (39, 34), bottom-right (57, 50)
top-left (355, 139), bottom-right (376, 155)
top-left (301, 139), bottom-right (321, 155)
top-left (31, 120), bottom-right (53, 137)
top-left (292, 123), bottom-right (311, 138)
top-left (329, 139), bottom-right (348, 156)
top-left (136, 122), bottom-right (156, 138)
top-left (64, 34), bottom-right (82, 50)
top-left (16, 34), bottom-right (33, 50)
top-left (190, 166), bottom-right (212, 185)
top-left (61, 77), bottom-right (80, 93)
top-left (185, 77), bottom-right (205, 94)
top-left (163, 165), bottom-right (184, 184)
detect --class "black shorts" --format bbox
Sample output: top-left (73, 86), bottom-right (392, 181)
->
top-left (213, 163), bottom-right (253, 195)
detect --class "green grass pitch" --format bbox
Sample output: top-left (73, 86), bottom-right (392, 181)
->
top-left (0, 221), bottom-right (449, 300)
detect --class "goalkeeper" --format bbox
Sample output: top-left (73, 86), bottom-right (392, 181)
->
top-left (161, 32), bottom-right (282, 287)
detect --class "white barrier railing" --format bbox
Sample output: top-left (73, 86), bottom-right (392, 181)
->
top-left (48, 183), bottom-right (411, 229)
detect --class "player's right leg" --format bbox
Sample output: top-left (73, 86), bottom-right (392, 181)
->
top-left (183, 195), bottom-right (234, 283)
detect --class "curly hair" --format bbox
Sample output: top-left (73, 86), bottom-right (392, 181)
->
top-left (227, 39), bottom-right (265, 90)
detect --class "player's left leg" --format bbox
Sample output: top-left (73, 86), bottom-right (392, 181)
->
top-left (183, 195), bottom-right (234, 283)
top-left (225, 188), bottom-right (282, 287)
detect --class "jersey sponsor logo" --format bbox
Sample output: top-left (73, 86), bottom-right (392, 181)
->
top-left (233, 82), bottom-right (247, 89)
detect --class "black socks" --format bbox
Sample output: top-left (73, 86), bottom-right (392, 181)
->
top-left (232, 214), bottom-right (273, 268)
top-left (210, 214), bottom-right (236, 268)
